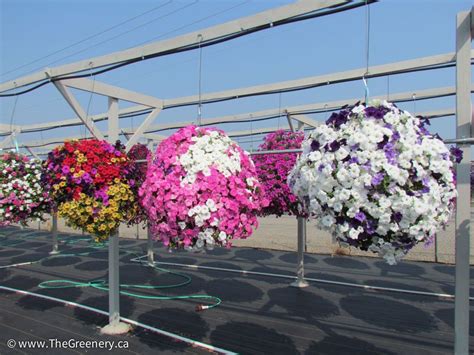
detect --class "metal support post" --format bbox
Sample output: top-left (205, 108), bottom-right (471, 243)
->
top-left (290, 216), bottom-right (309, 288)
top-left (147, 224), bottom-right (154, 267)
top-left (454, 9), bottom-right (472, 355)
top-left (101, 97), bottom-right (130, 335)
top-left (146, 139), bottom-right (155, 266)
top-left (49, 212), bottom-right (59, 255)
top-left (101, 232), bottom-right (129, 334)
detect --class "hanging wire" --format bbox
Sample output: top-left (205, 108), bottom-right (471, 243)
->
top-left (250, 117), bottom-right (254, 153)
top-left (197, 34), bottom-right (204, 126)
top-left (412, 93), bottom-right (417, 115)
top-left (362, 0), bottom-right (371, 103)
top-left (84, 74), bottom-right (96, 139)
top-left (278, 92), bottom-right (282, 129)
top-left (387, 75), bottom-right (390, 101)
top-left (9, 96), bottom-right (18, 133)
top-left (9, 96), bottom-right (20, 152)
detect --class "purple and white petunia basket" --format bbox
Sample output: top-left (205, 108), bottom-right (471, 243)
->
top-left (288, 100), bottom-right (458, 264)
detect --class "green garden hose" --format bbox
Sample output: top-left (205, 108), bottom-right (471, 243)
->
top-left (1, 232), bottom-right (221, 310)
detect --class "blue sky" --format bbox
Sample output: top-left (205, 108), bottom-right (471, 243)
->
top-left (0, 0), bottom-right (473, 152)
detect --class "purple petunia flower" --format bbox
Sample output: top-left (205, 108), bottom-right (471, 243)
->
top-left (310, 140), bottom-right (320, 151)
top-left (327, 140), bottom-right (340, 152)
top-left (377, 135), bottom-right (389, 149)
top-left (393, 212), bottom-right (402, 223)
top-left (326, 110), bottom-right (349, 128)
top-left (365, 106), bottom-right (390, 119)
top-left (419, 126), bottom-right (430, 136)
top-left (371, 172), bottom-right (384, 186)
top-left (355, 211), bottom-right (366, 222)
top-left (366, 219), bottom-right (376, 235)
top-left (421, 177), bottom-right (430, 193)
top-left (348, 156), bottom-right (359, 164)
top-left (384, 142), bottom-right (397, 164)
top-left (450, 146), bottom-right (463, 163)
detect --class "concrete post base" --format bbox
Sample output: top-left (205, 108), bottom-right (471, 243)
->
top-left (290, 279), bottom-right (309, 288)
top-left (100, 322), bottom-right (131, 335)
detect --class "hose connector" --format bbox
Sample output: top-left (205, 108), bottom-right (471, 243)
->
top-left (195, 304), bottom-right (209, 312)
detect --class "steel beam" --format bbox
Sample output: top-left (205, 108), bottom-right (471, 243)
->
top-left (289, 114), bottom-right (321, 128)
top-left (7, 84), bottom-right (467, 137)
top-left (125, 108), bottom-right (162, 152)
top-left (0, 134), bottom-right (14, 149)
top-left (286, 112), bottom-right (295, 132)
top-left (0, 0), bottom-right (347, 93)
top-left (53, 81), bottom-right (105, 140)
top-left (5, 107), bottom-right (457, 152)
top-left (108, 97), bottom-right (119, 142)
top-left (454, 9), bottom-right (472, 355)
top-left (161, 52), bottom-right (472, 108)
top-left (62, 78), bottom-right (163, 108)
top-left (24, 146), bottom-right (40, 159)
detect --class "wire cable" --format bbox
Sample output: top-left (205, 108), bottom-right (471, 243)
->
top-left (1, 1), bottom-right (173, 79)
top-left (84, 74), bottom-right (96, 139)
top-left (134, 0), bottom-right (249, 47)
top-left (38, 1), bottom-right (198, 72)
top-left (0, 0), bottom-right (377, 97)
top-left (8, 96), bottom-right (20, 152)
top-left (362, 0), bottom-right (371, 103)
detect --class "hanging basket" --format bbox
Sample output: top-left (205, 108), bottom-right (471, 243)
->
top-left (42, 139), bottom-right (138, 241)
top-left (140, 125), bottom-right (268, 251)
top-left (289, 100), bottom-right (458, 264)
top-left (0, 152), bottom-right (50, 226)
top-left (126, 143), bottom-right (151, 226)
top-left (253, 130), bottom-right (304, 217)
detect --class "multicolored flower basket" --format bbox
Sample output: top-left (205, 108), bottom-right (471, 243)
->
top-left (140, 125), bottom-right (268, 251)
top-left (126, 143), bottom-right (151, 225)
top-left (289, 100), bottom-right (457, 264)
top-left (42, 139), bottom-right (138, 241)
top-left (0, 152), bottom-right (50, 226)
top-left (253, 130), bottom-right (304, 217)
